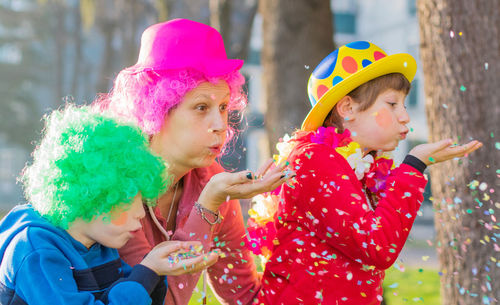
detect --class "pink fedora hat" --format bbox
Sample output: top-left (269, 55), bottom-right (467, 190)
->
top-left (124, 18), bottom-right (243, 76)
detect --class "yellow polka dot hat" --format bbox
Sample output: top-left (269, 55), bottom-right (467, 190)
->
top-left (302, 41), bottom-right (417, 131)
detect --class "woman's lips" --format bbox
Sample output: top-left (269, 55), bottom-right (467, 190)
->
top-left (209, 145), bottom-right (222, 154)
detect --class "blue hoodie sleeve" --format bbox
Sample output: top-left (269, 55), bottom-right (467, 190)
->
top-left (15, 249), bottom-right (161, 305)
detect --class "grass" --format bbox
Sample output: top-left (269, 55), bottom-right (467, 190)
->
top-left (188, 273), bottom-right (220, 305)
top-left (383, 266), bottom-right (441, 305)
top-left (189, 264), bottom-right (441, 305)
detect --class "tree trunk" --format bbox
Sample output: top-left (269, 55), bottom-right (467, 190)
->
top-left (209, 0), bottom-right (231, 42)
top-left (259, 0), bottom-right (334, 154)
top-left (54, 2), bottom-right (66, 106)
top-left (71, 2), bottom-right (82, 99)
top-left (417, 1), bottom-right (500, 304)
top-left (168, 0), bottom-right (210, 24)
top-left (225, 0), bottom-right (258, 60)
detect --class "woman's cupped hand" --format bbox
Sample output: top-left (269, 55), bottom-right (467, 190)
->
top-left (197, 159), bottom-right (295, 212)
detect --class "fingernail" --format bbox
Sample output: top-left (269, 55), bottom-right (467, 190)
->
top-left (246, 172), bottom-right (253, 180)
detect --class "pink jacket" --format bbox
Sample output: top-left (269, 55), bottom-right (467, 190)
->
top-left (119, 162), bottom-right (260, 305)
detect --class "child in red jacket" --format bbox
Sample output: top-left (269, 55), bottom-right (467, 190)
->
top-left (252, 41), bottom-right (482, 305)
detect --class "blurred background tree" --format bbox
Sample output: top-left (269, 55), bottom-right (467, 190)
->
top-left (260, 0), bottom-right (334, 153)
top-left (418, 0), bottom-right (499, 304)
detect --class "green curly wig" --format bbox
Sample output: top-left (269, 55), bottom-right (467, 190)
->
top-left (21, 104), bottom-right (170, 229)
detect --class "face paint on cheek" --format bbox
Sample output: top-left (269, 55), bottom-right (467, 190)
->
top-left (374, 107), bottom-right (393, 128)
top-left (111, 211), bottom-right (128, 226)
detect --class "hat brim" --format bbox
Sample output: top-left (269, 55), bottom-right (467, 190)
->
top-left (301, 53), bottom-right (417, 131)
top-left (122, 58), bottom-right (244, 77)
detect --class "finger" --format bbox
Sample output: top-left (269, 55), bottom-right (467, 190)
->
top-left (171, 253), bottom-right (217, 275)
top-left (241, 170), bottom-right (256, 183)
top-left (217, 170), bottom-right (255, 187)
top-left (192, 251), bottom-right (219, 271)
top-left (267, 171), bottom-right (296, 192)
top-left (154, 241), bottom-right (183, 255)
top-left (259, 162), bottom-right (288, 180)
top-left (254, 159), bottom-right (275, 178)
top-left (470, 141), bottom-right (483, 152)
top-left (178, 241), bottom-right (203, 249)
top-left (438, 140), bottom-right (482, 161)
top-left (167, 255), bottom-right (207, 275)
top-left (432, 138), bottom-right (453, 153)
top-left (276, 171), bottom-right (296, 186)
top-left (176, 241), bottom-right (204, 253)
top-left (233, 164), bottom-right (285, 186)
top-left (243, 171), bottom-right (287, 196)
top-left (460, 141), bottom-right (483, 156)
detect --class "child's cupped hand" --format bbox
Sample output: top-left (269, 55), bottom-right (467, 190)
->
top-left (409, 138), bottom-right (483, 166)
top-left (140, 241), bottom-right (219, 276)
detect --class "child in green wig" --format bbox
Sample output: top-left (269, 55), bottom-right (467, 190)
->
top-left (0, 105), bottom-right (216, 305)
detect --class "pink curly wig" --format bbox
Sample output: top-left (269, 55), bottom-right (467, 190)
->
top-left (95, 68), bottom-right (247, 150)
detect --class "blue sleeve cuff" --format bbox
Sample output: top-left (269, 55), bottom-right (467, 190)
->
top-left (403, 154), bottom-right (427, 174)
top-left (127, 264), bottom-right (161, 295)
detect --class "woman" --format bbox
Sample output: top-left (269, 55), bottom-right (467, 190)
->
top-left (95, 19), bottom-right (290, 305)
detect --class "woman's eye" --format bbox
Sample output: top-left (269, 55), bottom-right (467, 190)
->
top-left (388, 102), bottom-right (397, 107)
top-left (196, 104), bottom-right (208, 111)
top-left (219, 103), bottom-right (228, 112)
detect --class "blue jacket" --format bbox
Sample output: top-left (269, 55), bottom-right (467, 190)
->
top-left (0, 205), bottom-right (166, 305)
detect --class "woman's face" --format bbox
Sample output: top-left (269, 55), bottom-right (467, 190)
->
top-left (151, 80), bottom-right (230, 172)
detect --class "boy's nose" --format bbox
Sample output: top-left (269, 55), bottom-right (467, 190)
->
top-left (398, 108), bottom-right (410, 124)
top-left (135, 204), bottom-right (146, 219)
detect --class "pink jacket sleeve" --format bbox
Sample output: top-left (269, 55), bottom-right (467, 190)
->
top-left (286, 143), bottom-right (427, 270)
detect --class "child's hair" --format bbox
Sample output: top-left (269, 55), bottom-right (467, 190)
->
top-left (323, 73), bottom-right (411, 131)
top-left (21, 105), bottom-right (169, 229)
top-left (95, 68), bottom-right (247, 152)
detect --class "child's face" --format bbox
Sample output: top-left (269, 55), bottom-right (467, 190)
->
top-left (347, 89), bottom-right (410, 153)
top-left (70, 195), bottom-right (145, 249)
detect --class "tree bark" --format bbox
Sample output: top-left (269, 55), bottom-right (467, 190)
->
top-left (418, 1), bottom-right (500, 304)
top-left (259, 0), bottom-right (334, 154)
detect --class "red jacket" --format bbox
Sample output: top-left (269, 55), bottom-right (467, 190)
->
top-left (257, 136), bottom-right (427, 305)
